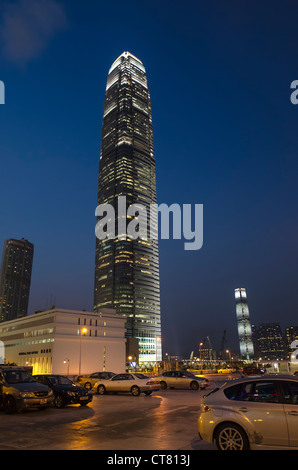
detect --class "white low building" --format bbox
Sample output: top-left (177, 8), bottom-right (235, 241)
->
top-left (0, 307), bottom-right (126, 375)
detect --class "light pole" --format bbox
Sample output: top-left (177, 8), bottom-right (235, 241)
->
top-left (63, 358), bottom-right (70, 376)
top-left (79, 328), bottom-right (87, 375)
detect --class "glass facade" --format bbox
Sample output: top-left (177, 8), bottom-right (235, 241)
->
top-left (253, 323), bottom-right (286, 360)
top-left (0, 238), bottom-right (34, 322)
top-left (94, 52), bottom-right (162, 363)
top-left (235, 288), bottom-right (254, 360)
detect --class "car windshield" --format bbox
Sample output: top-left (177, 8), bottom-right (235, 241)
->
top-left (134, 373), bottom-right (149, 379)
top-left (3, 370), bottom-right (37, 384)
top-left (47, 376), bottom-right (74, 386)
top-left (104, 372), bottom-right (116, 379)
top-left (183, 371), bottom-right (196, 378)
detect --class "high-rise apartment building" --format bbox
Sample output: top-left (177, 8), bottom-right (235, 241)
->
top-left (253, 323), bottom-right (286, 360)
top-left (235, 288), bottom-right (254, 360)
top-left (0, 238), bottom-right (34, 322)
top-left (94, 52), bottom-right (162, 363)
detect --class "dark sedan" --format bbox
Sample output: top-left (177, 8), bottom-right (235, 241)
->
top-left (34, 374), bottom-right (93, 408)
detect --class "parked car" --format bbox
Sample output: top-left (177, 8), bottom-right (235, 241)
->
top-left (242, 366), bottom-right (265, 376)
top-left (217, 368), bottom-right (234, 374)
top-left (34, 374), bottom-right (93, 408)
top-left (77, 371), bottom-right (116, 390)
top-left (156, 371), bottom-right (209, 390)
top-left (198, 375), bottom-right (298, 450)
top-left (0, 367), bottom-right (54, 414)
top-left (95, 373), bottom-right (160, 396)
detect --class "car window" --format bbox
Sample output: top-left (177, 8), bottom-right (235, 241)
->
top-left (112, 374), bottom-right (124, 381)
top-left (100, 372), bottom-right (113, 379)
top-left (280, 381), bottom-right (298, 404)
top-left (223, 383), bottom-right (243, 400)
top-left (36, 376), bottom-right (48, 385)
top-left (241, 381), bottom-right (279, 403)
top-left (134, 373), bottom-right (149, 379)
top-left (90, 373), bottom-right (99, 378)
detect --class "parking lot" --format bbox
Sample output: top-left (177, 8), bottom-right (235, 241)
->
top-left (0, 380), bottom-right (222, 450)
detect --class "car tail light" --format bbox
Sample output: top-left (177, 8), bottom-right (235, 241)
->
top-left (147, 380), bottom-right (160, 385)
top-left (202, 405), bottom-right (212, 412)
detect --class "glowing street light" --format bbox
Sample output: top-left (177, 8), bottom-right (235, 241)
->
top-left (79, 327), bottom-right (88, 375)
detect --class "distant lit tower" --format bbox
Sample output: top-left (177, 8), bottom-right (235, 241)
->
top-left (0, 238), bottom-right (34, 322)
top-left (235, 288), bottom-right (254, 360)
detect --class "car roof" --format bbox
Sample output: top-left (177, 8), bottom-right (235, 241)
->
top-left (221, 374), bottom-right (298, 387)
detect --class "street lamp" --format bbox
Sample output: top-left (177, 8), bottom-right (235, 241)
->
top-left (79, 328), bottom-right (87, 375)
top-left (63, 358), bottom-right (70, 376)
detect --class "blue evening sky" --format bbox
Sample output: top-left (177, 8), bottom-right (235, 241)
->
top-left (0, 0), bottom-right (298, 355)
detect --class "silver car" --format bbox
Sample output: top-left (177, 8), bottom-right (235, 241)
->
top-left (157, 370), bottom-right (209, 390)
top-left (95, 373), bottom-right (161, 396)
top-left (198, 375), bottom-right (298, 450)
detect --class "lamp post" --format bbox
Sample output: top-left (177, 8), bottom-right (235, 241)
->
top-left (63, 358), bottom-right (70, 376)
top-left (79, 328), bottom-right (87, 375)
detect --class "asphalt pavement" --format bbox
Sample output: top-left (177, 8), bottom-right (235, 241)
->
top-left (0, 379), bottom-right (224, 450)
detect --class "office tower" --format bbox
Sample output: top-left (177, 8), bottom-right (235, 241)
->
top-left (94, 52), bottom-right (162, 363)
top-left (0, 238), bottom-right (34, 322)
top-left (285, 326), bottom-right (298, 357)
top-left (235, 288), bottom-right (254, 360)
top-left (254, 323), bottom-right (286, 360)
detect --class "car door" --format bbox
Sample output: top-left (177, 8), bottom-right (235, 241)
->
top-left (161, 372), bottom-right (173, 387)
top-left (280, 380), bottom-right (298, 447)
top-left (108, 374), bottom-right (124, 391)
top-left (168, 372), bottom-right (178, 387)
top-left (232, 380), bottom-right (289, 447)
top-left (177, 371), bottom-right (189, 388)
top-left (89, 373), bottom-right (100, 385)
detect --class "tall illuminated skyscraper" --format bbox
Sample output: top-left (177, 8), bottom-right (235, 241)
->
top-left (94, 52), bottom-right (162, 363)
top-left (0, 238), bottom-right (34, 322)
top-left (235, 288), bottom-right (254, 360)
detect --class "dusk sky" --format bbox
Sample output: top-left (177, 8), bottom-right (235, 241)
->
top-left (0, 0), bottom-right (298, 357)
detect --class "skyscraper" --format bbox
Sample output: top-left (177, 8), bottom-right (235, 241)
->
top-left (94, 52), bottom-right (162, 363)
top-left (235, 288), bottom-right (254, 360)
top-left (0, 238), bottom-right (34, 322)
top-left (253, 323), bottom-right (286, 360)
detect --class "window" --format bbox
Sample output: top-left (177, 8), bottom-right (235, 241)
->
top-left (241, 381), bottom-right (279, 403)
top-left (280, 381), bottom-right (298, 404)
top-left (224, 384), bottom-right (243, 400)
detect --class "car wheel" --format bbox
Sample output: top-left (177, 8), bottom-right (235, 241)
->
top-left (144, 391), bottom-right (152, 396)
top-left (160, 381), bottom-right (167, 390)
top-left (214, 422), bottom-right (249, 450)
top-left (54, 394), bottom-right (66, 408)
top-left (131, 385), bottom-right (140, 396)
top-left (190, 381), bottom-right (199, 390)
top-left (84, 382), bottom-right (92, 390)
top-left (97, 384), bottom-right (106, 395)
top-left (3, 395), bottom-right (16, 414)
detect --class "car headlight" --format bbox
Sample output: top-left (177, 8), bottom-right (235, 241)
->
top-left (67, 391), bottom-right (76, 396)
top-left (48, 390), bottom-right (54, 397)
top-left (21, 392), bottom-right (35, 398)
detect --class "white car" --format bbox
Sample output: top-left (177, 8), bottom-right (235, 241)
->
top-left (156, 371), bottom-right (209, 390)
top-left (95, 372), bottom-right (160, 396)
top-left (198, 375), bottom-right (298, 450)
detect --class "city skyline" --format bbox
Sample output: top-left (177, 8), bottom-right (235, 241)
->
top-left (0, 1), bottom-right (298, 356)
